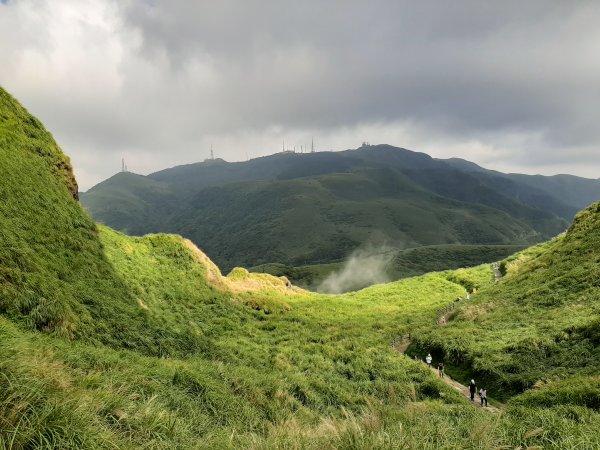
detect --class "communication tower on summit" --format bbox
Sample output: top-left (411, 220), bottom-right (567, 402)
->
top-left (121, 158), bottom-right (128, 173)
top-left (210, 145), bottom-right (214, 160)
top-left (311, 138), bottom-right (315, 153)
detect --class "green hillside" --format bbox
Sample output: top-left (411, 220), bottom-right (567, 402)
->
top-left (3, 86), bottom-right (600, 448)
top-left (81, 145), bottom-right (582, 273)
top-left (411, 201), bottom-right (600, 401)
top-left (168, 168), bottom-right (539, 270)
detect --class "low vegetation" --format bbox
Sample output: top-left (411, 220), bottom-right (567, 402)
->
top-left (412, 202), bottom-right (600, 403)
top-left (2, 86), bottom-right (600, 448)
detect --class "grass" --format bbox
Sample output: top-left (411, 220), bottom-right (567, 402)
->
top-left (411, 202), bottom-right (600, 402)
top-left (3, 85), bottom-right (600, 448)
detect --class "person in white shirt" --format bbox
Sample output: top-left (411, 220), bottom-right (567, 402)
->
top-left (479, 387), bottom-right (488, 406)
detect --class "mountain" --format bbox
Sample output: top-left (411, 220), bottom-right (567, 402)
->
top-left (443, 158), bottom-right (592, 217)
top-left (2, 86), bottom-right (600, 448)
top-left (79, 171), bottom-right (176, 234)
top-left (507, 173), bottom-right (600, 211)
top-left (81, 145), bottom-right (593, 272)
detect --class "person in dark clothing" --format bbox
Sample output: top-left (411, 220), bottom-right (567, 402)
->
top-left (469, 379), bottom-right (476, 402)
top-left (438, 362), bottom-right (445, 378)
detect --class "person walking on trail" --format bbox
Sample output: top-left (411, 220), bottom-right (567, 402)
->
top-left (438, 362), bottom-right (445, 378)
top-left (469, 379), bottom-right (476, 402)
top-left (479, 388), bottom-right (488, 407)
top-left (466, 291), bottom-right (471, 301)
top-left (426, 354), bottom-right (432, 368)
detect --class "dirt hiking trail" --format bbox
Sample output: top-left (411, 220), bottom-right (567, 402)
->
top-left (392, 336), bottom-right (501, 413)
top-left (426, 365), bottom-right (501, 413)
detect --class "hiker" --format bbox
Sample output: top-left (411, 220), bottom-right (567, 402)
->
top-left (438, 362), bottom-right (445, 378)
top-left (479, 387), bottom-right (488, 407)
top-left (440, 316), bottom-right (446, 325)
top-left (425, 354), bottom-right (432, 368)
top-left (469, 379), bottom-right (476, 402)
top-left (466, 291), bottom-right (471, 300)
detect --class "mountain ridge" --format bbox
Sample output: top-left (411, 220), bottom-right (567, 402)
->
top-left (81, 144), bottom-right (593, 272)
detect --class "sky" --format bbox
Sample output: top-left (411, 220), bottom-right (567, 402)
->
top-left (1, 0), bottom-right (599, 190)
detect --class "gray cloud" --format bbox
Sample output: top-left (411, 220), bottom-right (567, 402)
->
top-left (1, 0), bottom-right (599, 189)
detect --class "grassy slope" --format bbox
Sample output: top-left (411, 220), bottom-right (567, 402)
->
top-left (412, 201), bottom-right (600, 400)
top-left (0, 87), bottom-right (124, 338)
top-left (3, 86), bottom-right (600, 448)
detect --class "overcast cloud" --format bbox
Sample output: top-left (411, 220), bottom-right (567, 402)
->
top-left (1, 0), bottom-right (599, 190)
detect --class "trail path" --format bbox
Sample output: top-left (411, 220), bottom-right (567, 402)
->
top-left (392, 263), bottom-right (505, 412)
top-left (392, 337), bottom-right (501, 413)
top-left (427, 365), bottom-right (501, 412)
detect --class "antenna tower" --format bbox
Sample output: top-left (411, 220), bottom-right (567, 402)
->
top-left (210, 145), bottom-right (214, 160)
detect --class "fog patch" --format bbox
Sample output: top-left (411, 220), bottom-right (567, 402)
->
top-left (318, 247), bottom-right (393, 294)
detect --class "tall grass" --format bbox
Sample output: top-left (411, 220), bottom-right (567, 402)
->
top-left (2, 85), bottom-right (600, 448)
top-left (412, 202), bottom-right (600, 402)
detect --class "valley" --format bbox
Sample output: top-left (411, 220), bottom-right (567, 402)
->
top-left (2, 86), bottom-right (600, 449)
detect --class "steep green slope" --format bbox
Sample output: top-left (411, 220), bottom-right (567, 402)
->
top-left (81, 145), bottom-right (576, 272)
top-left (406, 166), bottom-right (572, 236)
top-left (0, 87), bottom-right (259, 357)
top-left (412, 201), bottom-right (600, 399)
top-left (0, 87), bottom-right (124, 337)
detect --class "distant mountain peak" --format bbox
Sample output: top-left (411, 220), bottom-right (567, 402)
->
top-left (202, 157), bottom-right (228, 165)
